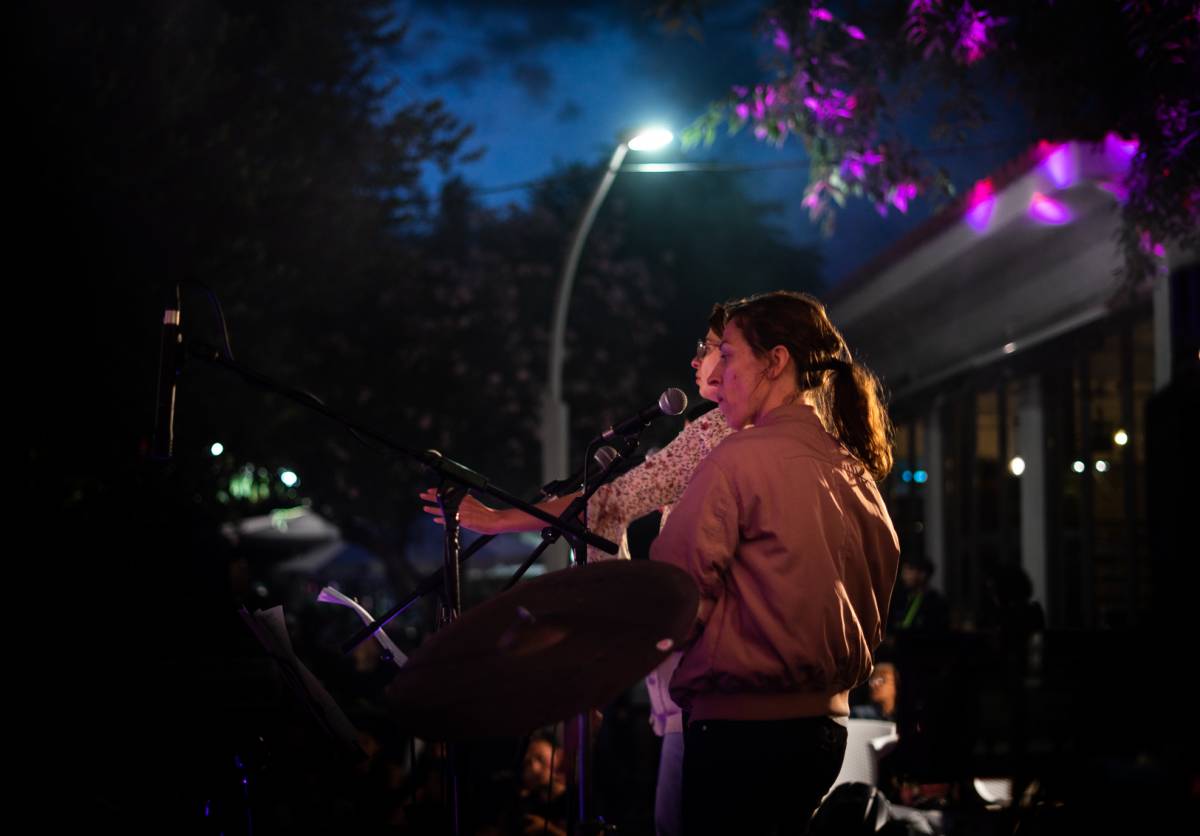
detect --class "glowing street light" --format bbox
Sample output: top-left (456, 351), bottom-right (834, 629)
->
top-left (627, 127), bottom-right (673, 151)
top-left (542, 127), bottom-right (674, 564)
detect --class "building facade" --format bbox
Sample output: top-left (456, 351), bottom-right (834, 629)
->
top-left (827, 136), bottom-right (1196, 630)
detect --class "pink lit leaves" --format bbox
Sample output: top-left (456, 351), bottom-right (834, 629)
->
top-left (690, 4), bottom-right (1020, 233)
top-left (735, 7), bottom-right (871, 144)
top-left (905, 0), bottom-right (1007, 66)
top-left (1138, 230), bottom-right (1166, 259)
top-left (719, 7), bottom-right (934, 230)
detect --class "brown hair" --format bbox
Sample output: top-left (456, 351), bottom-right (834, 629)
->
top-left (719, 290), bottom-right (894, 480)
top-left (707, 302), bottom-right (727, 337)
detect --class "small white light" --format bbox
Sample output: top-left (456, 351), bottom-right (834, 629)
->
top-left (280, 469), bottom-right (299, 488)
top-left (210, 443), bottom-right (224, 456)
top-left (1072, 460), bottom-right (1086, 474)
top-left (1003, 342), bottom-right (1017, 354)
top-left (628, 127), bottom-right (674, 151)
top-left (1095, 460), bottom-right (1109, 473)
top-left (1113, 429), bottom-right (1129, 446)
top-left (1009, 456), bottom-right (1026, 476)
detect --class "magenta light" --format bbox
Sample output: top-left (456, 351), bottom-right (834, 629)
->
top-left (967, 177), bottom-right (994, 202)
top-left (1039, 145), bottom-right (1078, 189)
top-left (1139, 230), bottom-right (1166, 258)
top-left (1103, 131), bottom-right (1139, 178)
top-left (964, 178), bottom-right (996, 231)
top-left (1104, 131), bottom-right (1139, 160)
top-left (966, 196), bottom-right (996, 231)
top-left (1029, 192), bottom-right (1072, 225)
top-left (1097, 180), bottom-right (1130, 202)
top-left (891, 182), bottom-right (918, 213)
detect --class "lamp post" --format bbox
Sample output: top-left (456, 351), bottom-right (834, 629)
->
top-left (540, 127), bottom-right (672, 569)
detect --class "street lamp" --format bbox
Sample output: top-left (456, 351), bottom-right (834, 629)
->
top-left (541, 126), bottom-right (673, 567)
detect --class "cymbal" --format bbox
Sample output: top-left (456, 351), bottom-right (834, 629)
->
top-left (385, 560), bottom-right (698, 740)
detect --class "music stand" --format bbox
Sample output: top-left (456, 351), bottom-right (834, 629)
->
top-left (239, 605), bottom-right (364, 761)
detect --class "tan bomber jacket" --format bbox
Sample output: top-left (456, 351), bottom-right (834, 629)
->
top-left (650, 402), bottom-right (900, 722)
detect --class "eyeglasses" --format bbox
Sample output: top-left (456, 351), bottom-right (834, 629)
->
top-left (694, 339), bottom-right (718, 363)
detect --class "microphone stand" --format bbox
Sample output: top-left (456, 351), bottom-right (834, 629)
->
top-left (502, 434), bottom-right (639, 591)
top-left (497, 432), bottom-right (641, 836)
top-left (502, 443), bottom-right (630, 588)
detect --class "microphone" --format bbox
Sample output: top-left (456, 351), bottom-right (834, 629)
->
top-left (596, 388), bottom-right (688, 441)
top-left (151, 286), bottom-right (183, 460)
top-left (541, 445), bottom-right (623, 497)
top-left (593, 445), bottom-right (620, 471)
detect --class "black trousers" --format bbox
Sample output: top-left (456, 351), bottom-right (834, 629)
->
top-left (681, 716), bottom-right (847, 836)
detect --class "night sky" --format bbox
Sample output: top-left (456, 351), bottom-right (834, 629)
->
top-left (392, 0), bottom-right (1035, 284)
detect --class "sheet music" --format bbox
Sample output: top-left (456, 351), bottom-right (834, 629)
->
top-left (317, 586), bottom-right (408, 668)
top-left (241, 606), bottom-right (363, 756)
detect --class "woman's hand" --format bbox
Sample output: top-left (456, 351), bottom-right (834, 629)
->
top-left (420, 489), bottom-right (579, 536)
top-left (419, 487), bottom-right (509, 535)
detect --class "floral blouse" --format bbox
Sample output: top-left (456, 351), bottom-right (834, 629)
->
top-left (585, 407), bottom-right (734, 563)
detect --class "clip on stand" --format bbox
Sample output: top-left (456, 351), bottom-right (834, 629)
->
top-left (502, 434), bottom-right (639, 592)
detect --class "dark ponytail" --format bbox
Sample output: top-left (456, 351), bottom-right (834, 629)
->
top-left (722, 291), bottom-right (894, 480)
top-left (826, 361), bottom-right (893, 481)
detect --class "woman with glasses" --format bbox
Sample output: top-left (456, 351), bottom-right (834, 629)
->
top-left (420, 306), bottom-right (734, 836)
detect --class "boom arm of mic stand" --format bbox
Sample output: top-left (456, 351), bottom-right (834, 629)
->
top-left (186, 341), bottom-right (613, 551)
top-left (414, 451), bottom-right (615, 554)
top-left (182, 341), bottom-right (619, 642)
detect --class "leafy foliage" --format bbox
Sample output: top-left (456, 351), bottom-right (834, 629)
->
top-left (670, 0), bottom-right (1199, 287)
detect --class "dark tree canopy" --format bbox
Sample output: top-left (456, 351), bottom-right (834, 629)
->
top-left (22, 1), bottom-right (471, 527)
